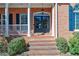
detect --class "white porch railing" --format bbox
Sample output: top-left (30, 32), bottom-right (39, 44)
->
top-left (0, 24), bottom-right (28, 35)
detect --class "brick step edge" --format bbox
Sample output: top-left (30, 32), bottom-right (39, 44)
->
top-left (29, 40), bottom-right (56, 42)
top-left (29, 43), bottom-right (56, 46)
top-left (27, 50), bottom-right (60, 55)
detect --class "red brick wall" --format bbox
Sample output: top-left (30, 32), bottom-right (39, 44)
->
top-left (58, 3), bottom-right (73, 39)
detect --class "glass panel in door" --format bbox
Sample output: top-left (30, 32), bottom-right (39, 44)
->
top-left (34, 16), bottom-right (42, 32)
top-left (34, 16), bottom-right (50, 33)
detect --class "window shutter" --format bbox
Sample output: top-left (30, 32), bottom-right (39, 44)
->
top-left (69, 5), bottom-right (75, 31)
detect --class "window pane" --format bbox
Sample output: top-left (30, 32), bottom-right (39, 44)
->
top-left (34, 12), bottom-right (50, 33)
top-left (9, 14), bottom-right (13, 24)
top-left (16, 14), bottom-right (20, 24)
top-left (2, 14), bottom-right (5, 24)
top-left (76, 13), bottom-right (79, 29)
top-left (21, 14), bottom-right (27, 24)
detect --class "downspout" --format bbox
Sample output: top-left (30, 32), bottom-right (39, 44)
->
top-left (56, 3), bottom-right (58, 38)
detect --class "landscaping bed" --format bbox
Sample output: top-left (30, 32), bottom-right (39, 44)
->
top-left (0, 36), bottom-right (29, 56)
top-left (56, 32), bottom-right (79, 56)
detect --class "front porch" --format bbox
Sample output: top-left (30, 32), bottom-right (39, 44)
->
top-left (0, 3), bottom-right (55, 37)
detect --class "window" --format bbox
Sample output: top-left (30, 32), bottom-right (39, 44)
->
top-left (2, 14), bottom-right (5, 24)
top-left (0, 14), bottom-right (13, 25)
top-left (20, 14), bottom-right (27, 24)
top-left (74, 4), bottom-right (79, 30)
top-left (75, 13), bottom-right (79, 29)
top-left (69, 4), bottom-right (79, 31)
top-left (16, 14), bottom-right (27, 24)
top-left (16, 13), bottom-right (28, 32)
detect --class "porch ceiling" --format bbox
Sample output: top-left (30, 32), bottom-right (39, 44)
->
top-left (0, 3), bottom-right (53, 8)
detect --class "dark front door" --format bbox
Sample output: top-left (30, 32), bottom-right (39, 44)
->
top-left (34, 15), bottom-right (50, 33)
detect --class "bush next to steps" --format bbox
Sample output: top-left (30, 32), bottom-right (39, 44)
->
top-left (7, 37), bottom-right (27, 55)
top-left (56, 37), bottom-right (69, 53)
top-left (69, 32), bottom-right (79, 55)
top-left (0, 37), bottom-right (8, 52)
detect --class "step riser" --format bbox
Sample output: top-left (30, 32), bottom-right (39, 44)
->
top-left (27, 50), bottom-right (60, 55)
top-left (28, 53), bottom-right (59, 56)
top-left (29, 46), bottom-right (57, 50)
top-left (29, 40), bottom-right (55, 42)
top-left (28, 54), bottom-right (59, 55)
top-left (29, 48), bottom-right (57, 50)
top-left (29, 42), bottom-right (56, 44)
top-left (29, 44), bottom-right (56, 46)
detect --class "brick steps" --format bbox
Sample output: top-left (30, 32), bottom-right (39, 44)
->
top-left (27, 37), bottom-right (60, 55)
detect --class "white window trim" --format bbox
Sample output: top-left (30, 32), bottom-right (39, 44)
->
top-left (74, 13), bottom-right (79, 31)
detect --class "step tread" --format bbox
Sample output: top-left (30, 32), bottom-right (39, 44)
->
top-left (27, 50), bottom-right (60, 55)
top-left (29, 44), bottom-right (56, 46)
top-left (29, 46), bottom-right (57, 50)
top-left (29, 41), bottom-right (56, 44)
top-left (29, 40), bottom-right (56, 42)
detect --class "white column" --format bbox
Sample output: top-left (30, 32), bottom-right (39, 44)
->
top-left (52, 4), bottom-right (54, 36)
top-left (27, 4), bottom-right (31, 37)
top-left (55, 3), bottom-right (58, 38)
top-left (5, 3), bottom-right (9, 37)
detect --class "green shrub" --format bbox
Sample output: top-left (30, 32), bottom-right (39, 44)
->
top-left (69, 32), bottom-right (79, 55)
top-left (7, 37), bottom-right (27, 55)
top-left (0, 37), bottom-right (8, 52)
top-left (0, 42), bottom-right (3, 48)
top-left (73, 32), bottom-right (79, 38)
top-left (56, 37), bottom-right (69, 53)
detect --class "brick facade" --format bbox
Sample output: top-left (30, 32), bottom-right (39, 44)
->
top-left (58, 3), bottom-right (73, 39)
